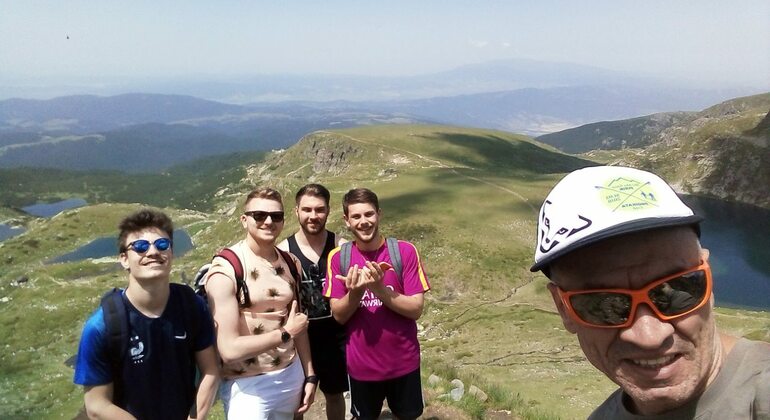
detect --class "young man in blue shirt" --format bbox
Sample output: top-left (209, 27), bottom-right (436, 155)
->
top-left (74, 209), bottom-right (219, 419)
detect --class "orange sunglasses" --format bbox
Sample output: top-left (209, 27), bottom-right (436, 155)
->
top-left (557, 260), bottom-right (712, 328)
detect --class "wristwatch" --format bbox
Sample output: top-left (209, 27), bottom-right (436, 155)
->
top-left (279, 327), bottom-right (291, 343)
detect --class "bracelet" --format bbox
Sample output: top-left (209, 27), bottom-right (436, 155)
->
top-left (304, 375), bottom-right (319, 385)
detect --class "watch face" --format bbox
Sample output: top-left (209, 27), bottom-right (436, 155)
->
top-left (281, 330), bottom-right (291, 343)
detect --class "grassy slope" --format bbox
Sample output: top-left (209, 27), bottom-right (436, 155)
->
top-left (0, 151), bottom-right (266, 211)
top-left (536, 112), bottom-right (694, 154)
top-left (575, 93), bottom-right (770, 208)
top-left (0, 204), bottom-right (214, 418)
top-left (1, 124), bottom-right (768, 419)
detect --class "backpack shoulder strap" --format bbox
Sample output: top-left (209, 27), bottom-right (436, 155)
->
top-left (386, 237), bottom-right (403, 284)
top-left (277, 248), bottom-right (303, 313)
top-left (340, 241), bottom-right (353, 275)
top-left (216, 248), bottom-right (249, 308)
top-left (99, 288), bottom-right (128, 392)
top-left (169, 283), bottom-right (200, 350)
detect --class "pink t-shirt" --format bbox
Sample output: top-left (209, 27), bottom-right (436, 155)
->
top-left (324, 239), bottom-right (430, 381)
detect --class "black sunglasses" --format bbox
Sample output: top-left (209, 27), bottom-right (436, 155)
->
top-left (126, 238), bottom-right (172, 253)
top-left (244, 210), bottom-right (285, 223)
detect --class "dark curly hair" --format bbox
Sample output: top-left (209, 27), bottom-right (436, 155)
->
top-left (117, 208), bottom-right (174, 253)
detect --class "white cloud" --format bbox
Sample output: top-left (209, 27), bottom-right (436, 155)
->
top-left (469, 40), bottom-right (489, 48)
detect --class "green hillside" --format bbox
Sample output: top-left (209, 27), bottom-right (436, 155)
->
top-left (553, 92), bottom-right (770, 208)
top-left (0, 151), bottom-right (265, 211)
top-left (610, 93), bottom-right (770, 208)
top-left (537, 111), bottom-right (693, 153)
top-left (1, 124), bottom-right (768, 419)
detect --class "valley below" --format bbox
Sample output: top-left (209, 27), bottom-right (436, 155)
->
top-left (1, 124), bottom-right (768, 419)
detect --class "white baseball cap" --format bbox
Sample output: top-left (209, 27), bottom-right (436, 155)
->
top-left (531, 166), bottom-right (702, 273)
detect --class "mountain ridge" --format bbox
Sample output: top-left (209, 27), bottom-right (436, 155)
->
top-left (1, 124), bottom-right (768, 420)
top-left (561, 92), bottom-right (770, 208)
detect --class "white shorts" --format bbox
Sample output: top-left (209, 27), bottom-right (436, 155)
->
top-left (220, 359), bottom-right (304, 420)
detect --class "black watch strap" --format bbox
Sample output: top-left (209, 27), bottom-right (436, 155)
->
top-left (279, 327), bottom-right (291, 343)
top-left (305, 375), bottom-right (319, 385)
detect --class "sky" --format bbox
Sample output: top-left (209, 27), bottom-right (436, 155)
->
top-left (1, 0), bottom-right (768, 89)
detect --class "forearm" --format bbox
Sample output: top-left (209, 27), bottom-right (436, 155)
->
top-left (293, 331), bottom-right (318, 414)
top-left (191, 373), bottom-right (218, 419)
top-left (374, 288), bottom-right (424, 320)
top-left (84, 386), bottom-right (137, 420)
top-left (217, 329), bottom-right (284, 364)
top-left (85, 404), bottom-right (136, 420)
top-left (191, 346), bottom-right (220, 420)
top-left (294, 332), bottom-right (315, 377)
top-left (330, 290), bottom-right (364, 324)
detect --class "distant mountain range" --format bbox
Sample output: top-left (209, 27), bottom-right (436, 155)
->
top-left (4, 59), bottom-right (766, 103)
top-left (0, 94), bottom-right (244, 133)
top-left (0, 82), bottom-right (767, 176)
top-left (361, 85), bottom-right (746, 136)
top-left (0, 94), bottom-right (422, 172)
top-left (539, 93), bottom-right (770, 207)
top-left (2, 59), bottom-right (764, 139)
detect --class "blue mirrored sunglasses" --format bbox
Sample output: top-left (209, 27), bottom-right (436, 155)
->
top-left (126, 238), bottom-right (172, 253)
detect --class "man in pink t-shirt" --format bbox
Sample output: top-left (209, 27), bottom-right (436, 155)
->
top-left (323, 188), bottom-right (430, 420)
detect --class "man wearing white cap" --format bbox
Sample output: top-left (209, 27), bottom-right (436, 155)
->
top-left (531, 166), bottom-right (770, 419)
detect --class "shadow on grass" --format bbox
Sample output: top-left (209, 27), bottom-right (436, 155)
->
top-left (413, 132), bottom-right (594, 174)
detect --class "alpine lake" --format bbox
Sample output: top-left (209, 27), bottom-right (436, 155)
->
top-left (3, 196), bottom-right (769, 309)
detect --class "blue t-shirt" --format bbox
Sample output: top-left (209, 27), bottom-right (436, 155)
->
top-left (74, 285), bottom-right (215, 419)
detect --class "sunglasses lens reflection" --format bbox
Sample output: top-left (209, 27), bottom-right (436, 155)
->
top-left (570, 293), bottom-right (631, 326)
top-left (569, 269), bottom-right (708, 327)
top-left (648, 270), bottom-right (707, 316)
top-left (154, 238), bottom-right (172, 251)
top-left (246, 211), bottom-right (285, 223)
top-left (130, 238), bottom-right (171, 253)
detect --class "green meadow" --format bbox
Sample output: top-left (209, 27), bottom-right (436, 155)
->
top-left (1, 124), bottom-right (767, 419)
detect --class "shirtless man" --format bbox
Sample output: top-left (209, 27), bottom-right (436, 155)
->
top-left (204, 187), bottom-right (316, 419)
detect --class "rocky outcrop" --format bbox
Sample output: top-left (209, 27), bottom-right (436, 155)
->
top-left (594, 93), bottom-right (770, 209)
top-left (307, 136), bottom-right (359, 176)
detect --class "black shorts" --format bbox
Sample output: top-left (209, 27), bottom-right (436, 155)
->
top-left (308, 316), bottom-right (348, 394)
top-left (349, 367), bottom-right (424, 420)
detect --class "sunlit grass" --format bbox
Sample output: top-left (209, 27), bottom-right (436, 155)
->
top-left (1, 124), bottom-right (768, 419)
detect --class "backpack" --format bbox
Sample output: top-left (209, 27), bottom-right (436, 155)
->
top-left (287, 232), bottom-right (337, 320)
top-left (339, 237), bottom-right (403, 285)
top-left (100, 283), bottom-right (200, 402)
top-left (193, 247), bottom-right (302, 311)
top-left (103, 247), bottom-right (302, 376)
top-left (193, 248), bottom-right (249, 308)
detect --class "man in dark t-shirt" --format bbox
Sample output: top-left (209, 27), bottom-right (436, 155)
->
top-left (279, 184), bottom-right (348, 420)
top-left (74, 209), bottom-right (219, 419)
top-left (531, 166), bottom-right (770, 419)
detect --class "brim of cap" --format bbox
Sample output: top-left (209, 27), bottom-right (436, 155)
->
top-left (530, 215), bottom-right (703, 273)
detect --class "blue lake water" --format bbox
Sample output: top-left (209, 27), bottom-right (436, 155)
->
top-left (49, 229), bottom-right (194, 264)
top-left (0, 223), bottom-right (26, 241)
top-left (682, 196), bottom-right (770, 311)
top-left (22, 198), bottom-right (87, 217)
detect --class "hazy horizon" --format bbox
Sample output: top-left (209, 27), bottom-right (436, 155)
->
top-left (1, 1), bottom-right (768, 101)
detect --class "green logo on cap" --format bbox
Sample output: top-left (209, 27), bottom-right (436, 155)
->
top-left (599, 177), bottom-right (659, 212)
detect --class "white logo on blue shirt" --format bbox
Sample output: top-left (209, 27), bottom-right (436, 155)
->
top-left (129, 335), bottom-right (145, 363)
